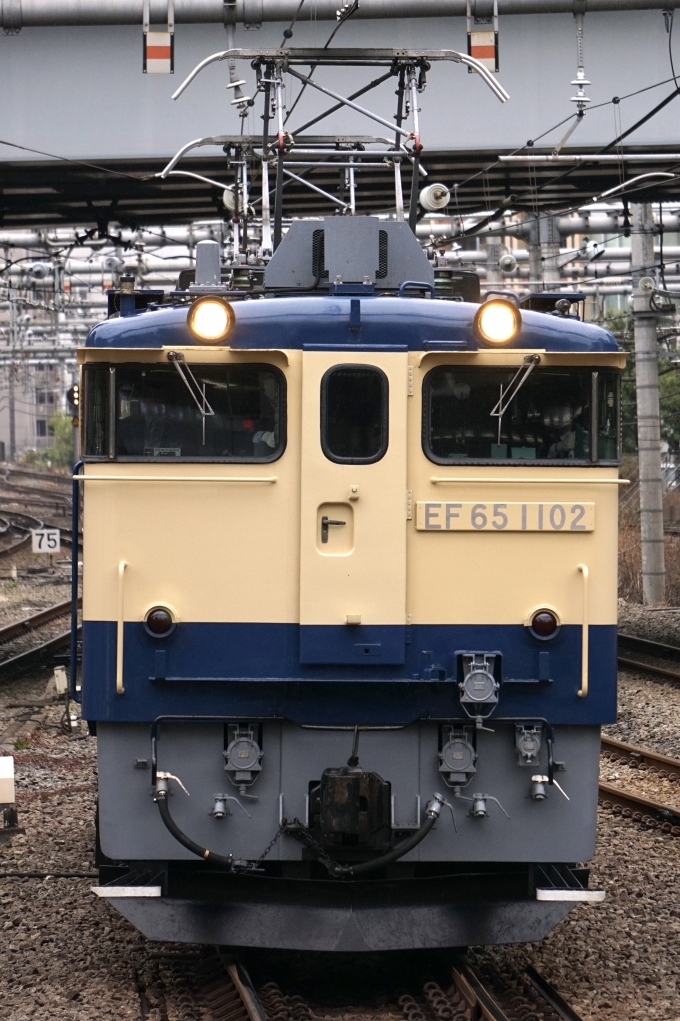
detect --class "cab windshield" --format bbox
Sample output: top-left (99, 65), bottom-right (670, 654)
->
top-left (83, 362), bottom-right (285, 461)
top-left (423, 366), bottom-right (619, 464)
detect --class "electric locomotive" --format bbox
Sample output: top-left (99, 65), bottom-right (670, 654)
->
top-left (79, 217), bottom-right (622, 951)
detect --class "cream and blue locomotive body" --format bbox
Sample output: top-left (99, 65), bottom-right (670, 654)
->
top-left (80, 220), bottom-right (622, 951)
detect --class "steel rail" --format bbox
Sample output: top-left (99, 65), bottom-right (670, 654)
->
top-left (0, 511), bottom-right (44, 560)
top-left (452, 962), bottom-right (588, 1021)
top-left (617, 632), bottom-right (680, 681)
top-left (601, 734), bottom-right (680, 777)
top-left (524, 966), bottom-right (587, 1021)
top-left (599, 738), bottom-right (680, 831)
top-left (0, 533), bottom-right (31, 559)
top-left (617, 656), bottom-right (680, 681)
top-left (0, 628), bottom-right (76, 679)
top-left (0, 598), bottom-right (80, 646)
top-left (598, 781), bottom-right (680, 828)
top-left (618, 631), bottom-right (680, 658)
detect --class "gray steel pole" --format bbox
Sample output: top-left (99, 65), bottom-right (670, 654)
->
top-left (540, 215), bottom-right (560, 289)
top-left (631, 202), bottom-right (665, 605)
top-left (8, 367), bottom-right (15, 463)
top-left (0, 0), bottom-right (675, 25)
top-left (482, 239), bottom-right (504, 285)
top-left (528, 217), bottom-right (543, 291)
top-left (8, 300), bottom-right (16, 463)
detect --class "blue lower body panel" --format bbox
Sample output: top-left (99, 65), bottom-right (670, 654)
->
top-left (81, 621), bottom-right (617, 725)
top-left (300, 624), bottom-right (406, 665)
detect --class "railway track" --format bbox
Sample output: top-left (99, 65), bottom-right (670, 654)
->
top-left (0, 511), bottom-right (44, 558)
top-left (0, 509), bottom-right (81, 559)
top-left (0, 598), bottom-right (79, 678)
top-left (617, 631), bottom-right (680, 681)
top-left (138, 951), bottom-right (587, 1021)
top-left (599, 735), bottom-right (680, 835)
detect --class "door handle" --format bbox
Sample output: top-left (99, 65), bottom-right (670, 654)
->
top-left (321, 516), bottom-right (346, 543)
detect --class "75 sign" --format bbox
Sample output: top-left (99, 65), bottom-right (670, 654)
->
top-left (31, 528), bottom-right (61, 553)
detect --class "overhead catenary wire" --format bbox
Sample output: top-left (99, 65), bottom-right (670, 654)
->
top-left (0, 139), bottom-right (142, 182)
top-left (284, 0), bottom-right (360, 124)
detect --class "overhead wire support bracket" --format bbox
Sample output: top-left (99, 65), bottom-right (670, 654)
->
top-left (171, 49), bottom-right (509, 104)
top-left (166, 45), bottom-right (508, 255)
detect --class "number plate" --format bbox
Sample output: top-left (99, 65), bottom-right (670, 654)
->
top-left (31, 528), bottom-right (61, 553)
top-left (416, 501), bottom-right (594, 532)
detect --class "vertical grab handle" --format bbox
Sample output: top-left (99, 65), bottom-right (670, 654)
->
top-left (116, 560), bottom-right (128, 695)
top-left (577, 563), bottom-right (589, 698)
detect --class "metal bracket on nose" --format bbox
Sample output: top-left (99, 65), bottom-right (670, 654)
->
top-left (321, 515), bottom-right (346, 543)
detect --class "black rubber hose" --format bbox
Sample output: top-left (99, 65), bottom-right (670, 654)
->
top-left (327, 813), bottom-right (438, 878)
top-left (156, 794), bottom-right (233, 869)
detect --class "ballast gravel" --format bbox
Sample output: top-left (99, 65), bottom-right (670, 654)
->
top-left (618, 596), bottom-right (680, 647)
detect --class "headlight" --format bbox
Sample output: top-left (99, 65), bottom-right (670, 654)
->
top-left (474, 299), bottom-right (521, 345)
top-left (187, 297), bottom-right (235, 343)
top-left (144, 605), bottom-right (176, 638)
top-left (529, 608), bottom-right (560, 640)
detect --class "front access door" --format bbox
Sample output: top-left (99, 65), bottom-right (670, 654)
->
top-left (299, 351), bottom-right (408, 665)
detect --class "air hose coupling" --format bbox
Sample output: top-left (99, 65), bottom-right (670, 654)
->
top-left (326, 791), bottom-right (452, 878)
top-left (154, 776), bottom-right (169, 800)
top-left (426, 792), bottom-right (447, 819)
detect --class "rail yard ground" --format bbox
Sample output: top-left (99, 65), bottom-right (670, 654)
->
top-left (0, 569), bottom-right (679, 1018)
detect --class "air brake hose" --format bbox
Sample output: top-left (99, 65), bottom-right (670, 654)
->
top-left (329, 813), bottom-right (438, 878)
top-left (155, 782), bottom-right (448, 877)
top-left (314, 793), bottom-right (449, 878)
top-left (155, 783), bottom-right (234, 870)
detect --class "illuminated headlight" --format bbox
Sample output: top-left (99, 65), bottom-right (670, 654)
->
top-left (474, 299), bottom-right (521, 345)
top-left (144, 605), bottom-right (176, 638)
top-left (187, 297), bottom-right (235, 343)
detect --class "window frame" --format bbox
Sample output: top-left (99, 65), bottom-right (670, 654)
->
top-left (81, 361), bottom-right (287, 464)
top-left (421, 364), bottom-right (621, 467)
top-left (320, 363), bottom-right (389, 465)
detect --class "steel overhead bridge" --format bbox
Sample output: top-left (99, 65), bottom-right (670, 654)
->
top-left (0, 8), bottom-right (679, 226)
top-left (0, 0), bottom-right (676, 25)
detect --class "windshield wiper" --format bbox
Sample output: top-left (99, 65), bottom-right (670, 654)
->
top-left (167, 351), bottom-right (215, 418)
top-left (489, 354), bottom-right (540, 445)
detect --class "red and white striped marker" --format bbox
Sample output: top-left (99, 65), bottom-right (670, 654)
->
top-left (468, 30), bottom-right (498, 72)
top-left (144, 31), bottom-right (174, 74)
top-left (142, 0), bottom-right (174, 74)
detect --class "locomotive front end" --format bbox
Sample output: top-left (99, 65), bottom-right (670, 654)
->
top-left (80, 222), bottom-right (622, 951)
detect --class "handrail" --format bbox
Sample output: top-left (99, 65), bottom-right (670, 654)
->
top-left (116, 561), bottom-right (128, 696)
top-left (398, 281), bottom-right (436, 298)
top-left (74, 475), bottom-right (277, 483)
top-left (431, 477), bottom-right (630, 485)
top-left (577, 563), bottom-right (589, 698)
top-left (70, 460), bottom-right (83, 703)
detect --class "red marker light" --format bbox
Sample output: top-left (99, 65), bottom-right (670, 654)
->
top-left (531, 610), bottom-right (559, 638)
top-left (145, 606), bottom-right (175, 637)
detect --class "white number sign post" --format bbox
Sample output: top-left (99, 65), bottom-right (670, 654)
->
top-left (31, 528), bottom-right (61, 553)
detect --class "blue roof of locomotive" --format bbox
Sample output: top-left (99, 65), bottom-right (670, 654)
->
top-left (85, 296), bottom-right (619, 353)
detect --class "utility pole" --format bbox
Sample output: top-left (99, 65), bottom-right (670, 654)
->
top-left (631, 202), bottom-right (665, 605)
top-left (8, 299), bottom-right (16, 462)
top-left (8, 366), bottom-right (15, 462)
top-left (482, 238), bottom-right (505, 286)
top-left (528, 217), bottom-right (542, 291)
